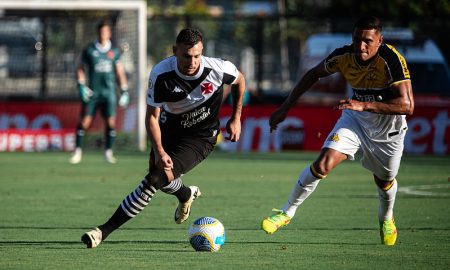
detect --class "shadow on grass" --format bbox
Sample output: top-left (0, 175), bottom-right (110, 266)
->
top-left (0, 240), bottom-right (193, 252)
top-left (0, 226), bottom-right (449, 231)
top-left (0, 239), bottom-right (377, 248)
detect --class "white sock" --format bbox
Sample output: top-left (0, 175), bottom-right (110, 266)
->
top-left (282, 165), bottom-right (321, 218)
top-left (161, 177), bottom-right (182, 194)
top-left (377, 179), bottom-right (397, 221)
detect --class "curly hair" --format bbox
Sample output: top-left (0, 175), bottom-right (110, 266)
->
top-left (176, 28), bottom-right (203, 45)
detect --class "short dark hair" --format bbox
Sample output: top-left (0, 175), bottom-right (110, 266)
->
top-left (353, 15), bottom-right (382, 32)
top-left (176, 28), bottom-right (203, 45)
top-left (97, 20), bottom-right (112, 32)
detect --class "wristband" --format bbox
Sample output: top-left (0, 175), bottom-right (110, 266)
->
top-left (120, 85), bottom-right (128, 92)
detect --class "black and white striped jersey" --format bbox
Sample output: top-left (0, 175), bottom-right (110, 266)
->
top-left (147, 55), bottom-right (239, 137)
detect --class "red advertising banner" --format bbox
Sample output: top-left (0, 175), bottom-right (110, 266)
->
top-left (0, 101), bottom-right (131, 131)
top-left (0, 101), bottom-right (449, 154)
top-left (218, 105), bottom-right (450, 155)
top-left (0, 129), bottom-right (75, 152)
top-left (218, 105), bottom-right (341, 152)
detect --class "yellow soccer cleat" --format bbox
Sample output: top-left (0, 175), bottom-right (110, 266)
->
top-left (261, 209), bottom-right (291, 234)
top-left (174, 186), bottom-right (201, 224)
top-left (380, 218), bottom-right (397, 246)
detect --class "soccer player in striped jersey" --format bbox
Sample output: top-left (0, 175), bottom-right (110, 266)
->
top-left (261, 15), bottom-right (414, 246)
top-left (81, 28), bottom-right (246, 248)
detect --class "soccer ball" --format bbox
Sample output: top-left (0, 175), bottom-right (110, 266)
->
top-left (188, 217), bottom-right (226, 252)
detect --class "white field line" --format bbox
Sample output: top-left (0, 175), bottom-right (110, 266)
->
top-left (398, 184), bottom-right (450, 197)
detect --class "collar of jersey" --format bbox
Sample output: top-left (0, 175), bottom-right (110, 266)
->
top-left (95, 40), bottom-right (112, 53)
top-left (174, 56), bottom-right (204, 80)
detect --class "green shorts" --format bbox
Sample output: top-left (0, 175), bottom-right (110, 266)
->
top-left (82, 91), bottom-right (117, 118)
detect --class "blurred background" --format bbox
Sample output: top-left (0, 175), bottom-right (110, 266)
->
top-left (0, 0), bottom-right (449, 155)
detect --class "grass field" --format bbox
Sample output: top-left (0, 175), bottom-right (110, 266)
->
top-left (0, 150), bottom-right (449, 269)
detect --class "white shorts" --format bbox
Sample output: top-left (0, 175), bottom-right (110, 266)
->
top-left (322, 112), bottom-right (406, 181)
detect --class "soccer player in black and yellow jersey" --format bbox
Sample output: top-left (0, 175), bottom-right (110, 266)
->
top-left (262, 15), bottom-right (414, 246)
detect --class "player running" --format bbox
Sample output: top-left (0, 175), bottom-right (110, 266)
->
top-left (81, 28), bottom-right (246, 248)
top-left (261, 15), bottom-right (414, 246)
top-left (69, 21), bottom-right (129, 164)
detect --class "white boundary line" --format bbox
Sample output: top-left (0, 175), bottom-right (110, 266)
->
top-left (398, 184), bottom-right (450, 197)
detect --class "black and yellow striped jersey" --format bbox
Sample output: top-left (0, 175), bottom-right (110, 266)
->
top-left (323, 43), bottom-right (411, 140)
top-left (324, 43), bottom-right (410, 102)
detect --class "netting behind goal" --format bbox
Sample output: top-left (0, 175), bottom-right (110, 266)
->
top-left (0, 1), bottom-right (147, 151)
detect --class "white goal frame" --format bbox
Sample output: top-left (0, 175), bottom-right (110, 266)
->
top-left (0, 0), bottom-right (148, 151)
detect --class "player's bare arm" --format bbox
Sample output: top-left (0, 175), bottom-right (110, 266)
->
top-left (270, 61), bottom-right (330, 132)
top-left (145, 105), bottom-right (173, 172)
top-left (336, 80), bottom-right (414, 115)
top-left (115, 61), bottom-right (128, 88)
top-left (76, 64), bottom-right (86, 83)
top-left (225, 71), bottom-right (245, 142)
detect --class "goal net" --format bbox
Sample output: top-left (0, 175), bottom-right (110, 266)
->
top-left (0, 0), bottom-right (147, 151)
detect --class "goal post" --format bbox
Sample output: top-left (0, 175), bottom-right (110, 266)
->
top-left (0, 0), bottom-right (148, 151)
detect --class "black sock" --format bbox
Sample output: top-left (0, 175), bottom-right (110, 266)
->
top-left (173, 185), bottom-right (191, 203)
top-left (75, 124), bottom-right (85, 148)
top-left (98, 179), bottom-right (157, 240)
top-left (98, 207), bottom-right (131, 240)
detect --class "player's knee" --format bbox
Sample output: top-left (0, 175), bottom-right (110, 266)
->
top-left (81, 119), bottom-right (92, 129)
top-left (144, 170), bottom-right (169, 190)
top-left (313, 149), bottom-right (345, 177)
top-left (313, 159), bottom-right (333, 177)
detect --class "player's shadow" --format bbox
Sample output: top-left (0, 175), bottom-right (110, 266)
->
top-left (0, 240), bottom-right (194, 252)
top-left (0, 226), bottom-right (186, 230)
top-left (1, 226), bottom-right (448, 249)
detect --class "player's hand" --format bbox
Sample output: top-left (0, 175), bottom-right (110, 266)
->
top-left (156, 152), bottom-right (173, 171)
top-left (118, 90), bottom-right (129, 108)
top-left (225, 118), bottom-right (241, 142)
top-left (269, 107), bottom-right (288, 133)
top-left (335, 98), bottom-right (365, 112)
top-left (78, 83), bottom-right (93, 103)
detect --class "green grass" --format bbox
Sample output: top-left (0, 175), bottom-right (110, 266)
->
top-left (0, 151), bottom-right (449, 270)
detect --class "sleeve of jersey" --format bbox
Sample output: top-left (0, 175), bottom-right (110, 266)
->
top-left (113, 48), bottom-right (122, 64)
top-left (146, 70), bottom-right (163, 107)
top-left (384, 45), bottom-right (411, 85)
top-left (324, 48), bottom-right (343, 74)
top-left (222, 60), bottom-right (240, 84)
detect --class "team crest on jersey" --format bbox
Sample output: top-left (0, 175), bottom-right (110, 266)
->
top-left (327, 133), bottom-right (340, 142)
top-left (107, 50), bottom-right (115, 59)
top-left (367, 71), bottom-right (377, 81)
top-left (327, 58), bottom-right (338, 69)
top-left (201, 82), bottom-right (214, 95)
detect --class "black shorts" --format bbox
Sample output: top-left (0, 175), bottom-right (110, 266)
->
top-left (150, 135), bottom-right (217, 178)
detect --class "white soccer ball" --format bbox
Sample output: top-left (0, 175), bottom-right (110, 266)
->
top-left (188, 217), bottom-right (226, 252)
